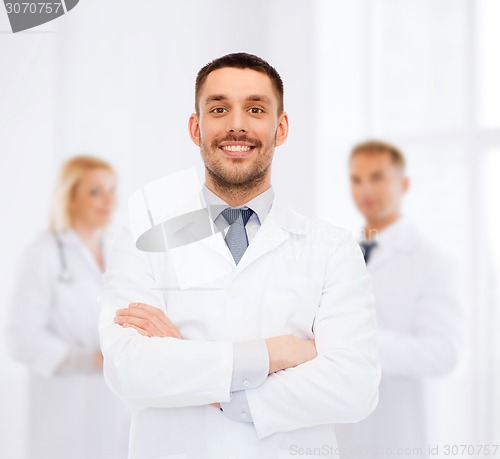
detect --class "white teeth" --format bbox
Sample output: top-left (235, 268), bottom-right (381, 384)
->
top-left (221, 145), bottom-right (252, 152)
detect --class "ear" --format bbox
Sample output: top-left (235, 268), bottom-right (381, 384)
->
top-left (275, 111), bottom-right (289, 147)
top-left (402, 176), bottom-right (410, 194)
top-left (188, 113), bottom-right (201, 147)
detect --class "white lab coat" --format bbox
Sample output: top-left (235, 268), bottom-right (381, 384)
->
top-left (6, 229), bottom-right (131, 459)
top-left (98, 189), bottom-right (381, 459)
top-left (335, 217), bottom-right (464, 459)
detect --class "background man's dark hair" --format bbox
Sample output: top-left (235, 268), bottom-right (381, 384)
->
top-left (195, 52), bottom-right (284, 115)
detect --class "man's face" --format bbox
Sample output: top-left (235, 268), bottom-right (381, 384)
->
top-left (189, 67), bottom-right (288, 188)
top-left (350, 152), bottom-right (409, 222)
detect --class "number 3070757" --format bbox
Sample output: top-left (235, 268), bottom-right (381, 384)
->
top-left (5, 3), bottom-right (63, 14)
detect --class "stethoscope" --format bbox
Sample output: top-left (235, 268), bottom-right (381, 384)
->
top-left (54, 232), bottom-right (74, 284)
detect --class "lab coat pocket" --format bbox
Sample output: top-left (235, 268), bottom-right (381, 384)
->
top-left (262, 275), bottom-right (322, 338)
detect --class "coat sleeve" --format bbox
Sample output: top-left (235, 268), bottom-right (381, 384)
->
top-left (5, 237), bottom-right (71, 377)
top-left (245, 228), bottom-right (381, 439)
top-left (376, 249), bottom-right (465, 377)
top-left (98, 225), bottom-right (234, 409)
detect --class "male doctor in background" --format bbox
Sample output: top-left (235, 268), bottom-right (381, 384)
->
top-left (97, 53), bottom-right (380, 459)
top-left (336, 140), bottom-right (464, 459)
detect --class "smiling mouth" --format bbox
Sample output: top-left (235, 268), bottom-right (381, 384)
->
top-left (220, 145), bottom-right (254, 152)
top-left (219, 145), bottom-right (255, 156)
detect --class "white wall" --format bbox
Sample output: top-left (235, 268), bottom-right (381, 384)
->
top-left (0, 10), bottom-right (57, 458)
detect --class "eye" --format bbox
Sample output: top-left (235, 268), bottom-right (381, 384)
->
top-left (249, 107), bottom-right (264, 114)
top-left (210, 107), bottom-right (227, 114)
top-left (90, 188), bottom-right (102, 197)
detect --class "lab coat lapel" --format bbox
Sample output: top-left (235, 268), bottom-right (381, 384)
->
top-left (194, 189), bottom-right (305, 269)
top-left (366, 244), bottom-right (394, 272)
top-left (166, 189), bottom-right (307, 286)
top-left (232, 197), bottom-right (308, 276)
top-left (367, 218), bottom-right (418, 272)
top-left (58, 229), bottom-right (105, 278)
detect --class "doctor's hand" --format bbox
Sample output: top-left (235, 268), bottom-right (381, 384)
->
top-left (94, 352), bottom-right (104, 369)
top-left (266, 335), bottom-right (317, 374)
top-left (114, 303), bottom-right (183, 339)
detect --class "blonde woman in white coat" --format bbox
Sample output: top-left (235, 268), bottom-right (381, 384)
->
top-left (6, 156), bottom-right (130, 459)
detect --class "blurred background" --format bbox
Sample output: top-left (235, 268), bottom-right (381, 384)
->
top-left (0, 0), bottom-right (498, 457)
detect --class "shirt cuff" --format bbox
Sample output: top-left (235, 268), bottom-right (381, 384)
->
top-left (230, 339), bottom-right (269, 392)
top-left (219, 390), bottom-right (253, 423)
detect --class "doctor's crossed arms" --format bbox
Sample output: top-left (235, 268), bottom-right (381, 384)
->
top-left (114, 302), bottom-right (318, 373)
top-left (114, 303), bottom-right (318, 411)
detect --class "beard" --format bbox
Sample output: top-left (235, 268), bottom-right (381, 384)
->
top-left (200, 131), bottom-right (276, 193)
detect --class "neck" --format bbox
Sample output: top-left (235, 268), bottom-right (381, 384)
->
top-left (72, 221), bottom-right (102, 249)
top-left (364, 211), bottom-right (401, 240)
top-left (205, 172), bottom-right (271, 206)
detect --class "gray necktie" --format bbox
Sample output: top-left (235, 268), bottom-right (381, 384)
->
top-left (221, 207), bottom-right (254, 265)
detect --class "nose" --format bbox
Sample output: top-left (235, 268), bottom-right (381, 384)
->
top-left (226, 109), bottom-right (247, 134)
top-left (359, 182), bottom-right (373, 195)
top-left (352, 180), bottom-right (371, 197)
top-left (104, 190), bottom-right (116, 207)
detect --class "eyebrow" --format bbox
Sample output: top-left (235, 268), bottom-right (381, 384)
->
top-left (204, 94), bottom-right (272, 105)
top-left (246, 94), bottom-right (271, 104)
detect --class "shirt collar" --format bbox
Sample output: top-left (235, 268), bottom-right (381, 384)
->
top-left (201, 182), bottom-right (275, 225)
top-left (361, 215), bottom-right (418, 251)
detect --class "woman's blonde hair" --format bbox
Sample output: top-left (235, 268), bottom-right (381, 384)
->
top-left (49, 155), bottom-right (115, 231)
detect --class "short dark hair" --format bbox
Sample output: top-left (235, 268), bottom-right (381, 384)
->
top-left (350, 140), bottom-right (406, 171)
top-left (194, 52), bottom-right (284, 115)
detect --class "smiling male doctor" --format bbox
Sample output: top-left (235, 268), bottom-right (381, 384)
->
top-left (98, 52), bottom-right (380, 459)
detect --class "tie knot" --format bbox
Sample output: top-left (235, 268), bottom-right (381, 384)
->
top-left (359, 240), bottom-right (377, 263)
top-left (359, 240), bottom-right (377, 250)
top-left (221, 207), bottom-right (254, 226)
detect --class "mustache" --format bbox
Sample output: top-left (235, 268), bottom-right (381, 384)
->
top-left (211, 134), bottom-right (262, 149)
